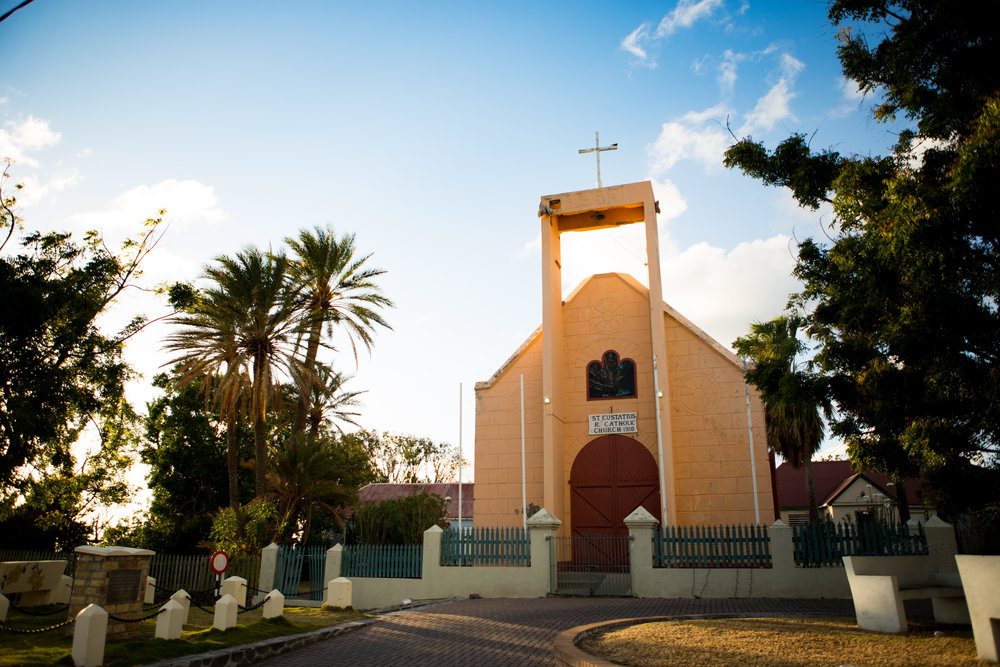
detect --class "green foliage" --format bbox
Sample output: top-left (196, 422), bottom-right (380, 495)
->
top-left (350, 492), bottom-right (447, 545)
top-left (723, 0), bottom-right (1000, 517)
top-left (209, 498), bottom-right (283, 559)
top-left (342, 430), bottom-right (462, 483)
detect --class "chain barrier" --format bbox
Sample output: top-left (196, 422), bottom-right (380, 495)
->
top-left (152, 582), bottom-right (218, 595)
top-left (7, 602), bottom-right (70, 616)
top-left (190, 600), bottom-right (217, 615)
top-left (0, 617), bottom-right (75, 634)
top-left (106, 607), bottom-right (166, 623)
top-left (237, 596), bottom-right (269, 613)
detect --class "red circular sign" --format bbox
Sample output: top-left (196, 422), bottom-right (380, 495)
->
top-left (210, 551), bottom-right (230, 574)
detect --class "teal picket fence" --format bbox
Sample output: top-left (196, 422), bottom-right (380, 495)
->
top-left (441, 526), bottom-right (530, 567)
top-left (792, 521), bottom-right (928, 567)
top-left (275, 545), bottom-right (326, 600)
top-left (342, 544), bottom-right (422, 579)
top-left (653, 524), bottom-right (772, 568)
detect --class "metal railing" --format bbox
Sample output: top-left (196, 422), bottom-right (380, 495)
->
top-left (654, 524), bottom-right (772, 568)
top-left (441, 526), bottom-right (529, 567)
top-left (792, 521), bottom-right (928, 567)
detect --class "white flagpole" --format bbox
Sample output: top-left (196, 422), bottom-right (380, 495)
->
top-left (743, 358), bottom-right (760, 524)
top-left (458, 382), bottom-right (463, 539)
top-left (653, 355), bottom-right (668, 525)
top-left (520, 374), bottom-right (527, 531)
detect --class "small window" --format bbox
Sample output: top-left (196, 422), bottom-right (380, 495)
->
top-left (587, 350), bottom-right (637, 400)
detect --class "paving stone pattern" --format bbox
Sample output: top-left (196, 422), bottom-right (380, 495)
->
top-left (252, 597), bottom-right (867, 667)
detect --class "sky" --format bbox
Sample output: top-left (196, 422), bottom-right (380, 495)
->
top-left (1, 1), bottom-right (907, 510)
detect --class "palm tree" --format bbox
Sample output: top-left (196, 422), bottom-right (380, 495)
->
top-left (305, 365), bottom-right (363, 441)
top-left (166, 247), bottom-right (303, 498)
top-left (285, 227), bottom-right (392, 445)
top-left (734, 315), bottom-right (829, 523)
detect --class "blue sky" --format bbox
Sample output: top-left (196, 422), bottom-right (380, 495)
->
top-left (1, 1), bottom-right (906, 501)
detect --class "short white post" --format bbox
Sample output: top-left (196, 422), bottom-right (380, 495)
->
top-left (263, 589), bottom-right (285, 619)
top-left (258, 543), bottom-right (279, 602)
top-left (144, 576), bottom-right (157, 604)
top-left (0, 592), bottom-right (9, 621)
top-left (170, 589), bottom-right (191, 625)
top-left (155, 599), bottom-right (185, 640)
top-left (325, 577), bottom-right (352, 609)
top-left (221, 576), bottom-right (247, 608)
top-left (213, 593), bottom-right (238, 631)
top-left (72, 603), bottom-right (108, 667)
top-left (325, 544), bottom-right (343, 587)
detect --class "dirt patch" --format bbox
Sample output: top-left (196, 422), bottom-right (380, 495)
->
top-left (578, 616), bottom-right (983, 666)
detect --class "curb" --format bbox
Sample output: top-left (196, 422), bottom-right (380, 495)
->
top-left (148, 598), bottom-right (461, 667)
top-left (553, 613), bottom-right (791, 667)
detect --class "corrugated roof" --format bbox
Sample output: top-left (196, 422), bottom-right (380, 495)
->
top-left (356, 482), bottom-right (474, 519)
top-left (775, 461), bottom-right (927, 509)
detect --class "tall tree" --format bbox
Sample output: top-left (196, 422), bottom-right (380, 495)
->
top-left (166, 248), bottom-right (303, 498)
top-left (0, 165), bottom-right (166, 531)
top-left (285, 227), bottom-right (392, 447)
top-left (724, 0), bottom-right (1000, 516)
top-left (734, 316), bottom-right (828, 523)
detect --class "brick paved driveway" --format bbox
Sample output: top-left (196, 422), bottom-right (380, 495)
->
top-left (253, 597), bottom-right (859, 666)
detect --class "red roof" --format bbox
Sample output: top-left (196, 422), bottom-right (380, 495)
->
top-left (775, 461), bottom-right (926, 509)
top-left (356, 482), bottom-right (474, 520)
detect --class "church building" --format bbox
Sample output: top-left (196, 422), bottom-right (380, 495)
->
top-left (473, 181), bottom-right (775, 536)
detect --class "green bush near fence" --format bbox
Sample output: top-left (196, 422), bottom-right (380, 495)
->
top-left (350, 493), bottom-right (446, 545)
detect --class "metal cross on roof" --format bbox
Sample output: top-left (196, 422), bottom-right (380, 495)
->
top-left (578, 131), bottom-right (618, 188)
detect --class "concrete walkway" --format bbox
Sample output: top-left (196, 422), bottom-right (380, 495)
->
top-left (252, 597), bottom-right (860, 666)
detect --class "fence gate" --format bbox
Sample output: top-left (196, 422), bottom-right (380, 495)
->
top-left (548, 534), bottom-right (632, 596)
top-left (275, 545), bottom-right (326, 600)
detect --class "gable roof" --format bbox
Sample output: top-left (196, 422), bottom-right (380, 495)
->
top-left (775, 461), bottom-right (928, 509)
top-left (476, 272), bottom-right (743, 390)
top-left (357, 482), bottom-right (474, 519)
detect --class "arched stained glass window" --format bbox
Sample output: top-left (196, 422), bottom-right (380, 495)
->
top-left (587, 350), bottom-right (637, 400)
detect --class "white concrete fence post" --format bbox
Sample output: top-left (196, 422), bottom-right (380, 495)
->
top-left (324, 543), bottom-right (343, 588)
top-left (155, 599), bottom-right (185, 640)
top-left (258, 543), bottom-right (279, 604)
top-left (624, 506), bottom-right (659, 598)
top-left (922, 516), bottom-right (959, 572)
top-left (326, 577), bottom-right (352, 608)
top-left (768, 520), bottom-right (794, 570)
top-left (262, 589), bottom-right (284, 619)
top-left (526, 508), bottom-right (562, 595)
top-left (213, 593), bottom-right (238, 631)
top-left (71, 603), bottom-right (108, 667)
top-left (221, 576), bottom-right (247, 608)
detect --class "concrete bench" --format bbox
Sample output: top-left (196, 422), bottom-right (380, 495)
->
top-left (955, 555), bottom-right (1000, 662)
top-left (0, 560), bottom-right (72, 606)
top-left (843, 555), bottom-right (969, 633)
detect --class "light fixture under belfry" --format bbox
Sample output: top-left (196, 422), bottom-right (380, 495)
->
top-left (543, 396), bottom-right (551, 404)
top-left (657, 390), bottom-right (663, 398)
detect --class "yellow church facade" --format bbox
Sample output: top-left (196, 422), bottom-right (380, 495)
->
top-left (473, 181), bottom-right (775, 535)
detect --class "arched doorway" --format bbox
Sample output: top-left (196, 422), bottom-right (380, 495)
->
top-left (569, 434), bottom-right (662, 538)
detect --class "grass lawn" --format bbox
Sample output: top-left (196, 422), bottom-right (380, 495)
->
top-left (578, 616), bottom-right (983, 667)
top-left (0, 603), bottom-right (368, 666)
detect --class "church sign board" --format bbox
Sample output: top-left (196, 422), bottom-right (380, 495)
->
top-left (588, 412), bottom-right (637, 435)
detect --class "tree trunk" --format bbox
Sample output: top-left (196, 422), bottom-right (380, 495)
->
top-left (894, 479), bottom-right (911, 523)
top-left (226, 413), bottom-right (239, 509)
top-left (804, 458), bottom-right (820, 523)
top-left (291, 322), bottom-right (322, 447)
top-left (253, 354), bottom-right (267, 498)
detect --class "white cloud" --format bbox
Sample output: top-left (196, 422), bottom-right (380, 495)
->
top-left (16, 168), bottom-right (83, 207)
top-left (70, 179), bottom-right (227, 231)
top-left (0, 115), bottom-right (61, 166)
top-left (830, 76), bottom-right (864, 118)
top-left (648, 105), bottom-right (732, 174)
top-left (718, 49), bottom-right (744, 95)
top-left (621, 23), bottom-right (653, 65)
top-left (656, 0), bottom-right (725, 37)
top-left (739, 53), bottom-right (804, 134)
top-left (661, 234), bottom-right (799, 348)
top-left (650, 177), bottom-right (688, 222)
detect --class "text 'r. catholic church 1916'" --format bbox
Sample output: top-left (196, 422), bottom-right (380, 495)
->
top-left (473, 181), bottom-right (776, 538)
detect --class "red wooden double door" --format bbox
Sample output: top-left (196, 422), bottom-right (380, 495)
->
top-left (569, 434), bottom-right (662, 539)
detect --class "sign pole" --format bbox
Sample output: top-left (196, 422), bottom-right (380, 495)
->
top-left (520, 374), bottom-right (527, 531)
top-left (653, 355), bottom-right (668, 525)
top-left (743, 358), bottom-right (760, 524)
top-left (458, 382), bottom-right (463, 543)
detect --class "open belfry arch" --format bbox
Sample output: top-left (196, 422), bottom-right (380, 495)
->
top-left (473, 181), bottom-right (774, 535)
